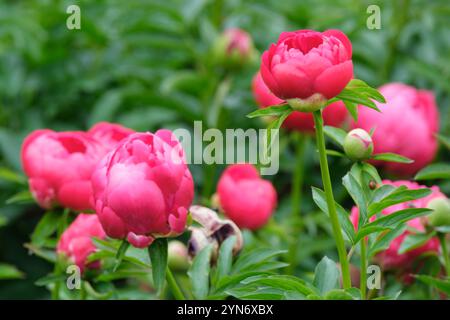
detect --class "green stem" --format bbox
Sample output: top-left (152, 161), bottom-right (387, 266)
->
top-left (360, 239), bottom-right (367, 299)
top-left (287, 132), bottom-right (307, 274)
top-left (313, 110), bottom-right (351, 289)
top-left (438, 233), bottom-right (450, 277)
top-left (165, 267), bottom-right (186, 300)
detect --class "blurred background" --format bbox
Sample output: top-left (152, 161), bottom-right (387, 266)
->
top-left (0, 0), bottom-right (449, 298)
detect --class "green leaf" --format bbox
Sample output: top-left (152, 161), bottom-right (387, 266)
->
top-left (312, 187), bottom-right (355, 244)
top-left (313, 256), bottom-right (340, 296)
top-left (188, 243), bottom-right (213, 299)
top-left (342, 172), bottom-right (367, 223)
top-left (414, 163), bottom-right (450, 180)
top-left (336, 89), bottom-right (380, 112)
top-left (371, 153), bottom-right (413, 163)
top-left (113, 240), bottom-right (130, 272)
top-left (369, 225), bottom-right (407, 257)
top-left (324, 289), bottom-right (354, 300)
top-left (357, 208), bottom-right (432, 242)
top-left (214, 235), bottom-right (236, 284)
top-left (436, 134), bottom-right (450, 150)
top-left (0, 167), bottom-right (26, 185)
top-left (232, 248), bottom-right (287, 274)
top-left (323, 126), bottom-right (347, 147)
top-left (368, 187), bottom-right (431, 217)
top-left (246, 104), bottom-right (292, 119)
top-left (345, 79), bottom-right (386, 103)
top-left (31, 211), bottom-right (60, 246)
top-left (361, 162), bottom-right (382, 185)
top-left (6, 190), bottom-right (34, 205)
top-left (414, 275), bottom-right (450, 295)
top-left (264, 108), bottom-right (293, 155)
top-left (0, 263), bottom-right (24, 280)
top-left (148, 238), bottom-right (168, 292)
top-left (35, 273), bottom-right (66, 286)
top-left (241, 275), bottom-right (318, 296)
top-left (398, 232), bottom-right (435, 254)
top-left (326, 149), bottom-right (345, 158)
top-left (343, 100), bottom-right (358, 121)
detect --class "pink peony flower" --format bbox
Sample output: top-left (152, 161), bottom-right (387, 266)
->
top-left (260, 29), bottom-right (353, 111)
top-left (21, 123), bottom-right (134, 211)
top-left (252, 72), bottom-right (348, 133)
top-left (91, 130), bottom-right (194, 248)
top-left (57, 213), bottom-right (106, 272)
top-left (21, 130), bottom-right (105, 211)
top-left (350, 180), bottom-right (443, 272)
top-left (222, 28), bottom-right (253, 59)
top-left (352, 83), bottom-right (439, 176)
top-left (217, 164), bottom-right (277, 230)
top-left (88, 122), bottom-right (134, 150)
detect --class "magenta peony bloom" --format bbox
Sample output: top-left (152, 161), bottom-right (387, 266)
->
top-left (252, 72), bottom-right (348, 132)
top-left (350, 180), bottom-right (443, 273)
top-left (88, 122), bottom-right (134, 150)
top-left (21, 130), bottom-right (105, 211)
top-left (217, 164), bottom-right (277, 230)
top-left (21, 123), bottom-right (134, 211)
top-left (57, 213), bottom-right (106, 272)
top-left (352, 83), bottom-right (439, 176)
top-left (91, 130), bottom-right (194, 248)
top-left (260, 29), bottom-right (353, 111)
top-left (222, 28), bottom-right (253, 59)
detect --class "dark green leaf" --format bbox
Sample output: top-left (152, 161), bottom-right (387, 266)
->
top-left (369, 225), bottom-right (407, 257)
top-left (368, 187), bottom-right (431, 216)
top-left (6, 190), bottom-right (34, 205)
top-left (414, 275), bottom-right (450, 295)
top-left (232, 248), bottom-right (286, 274)
top-left (342, 172), bottom-right (367, 222)
top-left (148, 238), bottom-right (168, 292)
top-left (214, 235), bottom-right (236, 283)
top-left (31, 211), bottom-right (60, 246)
top-left (398, 232), bottom-right (435, 254)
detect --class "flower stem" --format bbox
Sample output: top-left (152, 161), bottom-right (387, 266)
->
top-left (165, 267), bottom-right (186, 300)
top-left (313, 109), bottom-right (351, 289)
top-left (287, 132), bottom-right (307, 274)
top-left (360, 239), bottom-right (367, 299)
top-left (438, 233), bottom-right (450, 277)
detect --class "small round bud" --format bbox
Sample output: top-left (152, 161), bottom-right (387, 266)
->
top-left (343, 129), bottom-right (374, 160)
top-left (168, 240), bottom-right (189, 271)
top-left (369, 180), bottom-right (377, 190)
top-left (427, 197), bottom-right (450, 227)
top-left (212, 28), bottom-right (255, 69)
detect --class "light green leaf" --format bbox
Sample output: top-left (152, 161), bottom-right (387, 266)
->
top-left (148, 238), bottom-right (168, 292)
top-left (323, 126), bottom-right (347, 147)
top-left (0, 264), bottom-right (24, 280)
top-left (371, 153), bottom-right (413, 163)
top-left (246, 104), bottom-right (292, 119)
top-left (313, 256), bottom-right (340, 295)
top-left (31, 211), bottom-right (60, 246)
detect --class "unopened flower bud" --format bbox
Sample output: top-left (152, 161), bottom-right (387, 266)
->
top-left (212, 28), bottom-right (255, 69)
top-left (343, 128), bottom-right (374, 160)
top-left (168, 240), bottom-right (189, 271)
top-left (427, 197), bottom-right (450, 227)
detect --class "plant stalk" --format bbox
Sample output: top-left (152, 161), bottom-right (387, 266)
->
top-left (165, 267), bottom-right (186, 300)
top-left (360, 239), bottom-right (367, 299)
top-left (313, 109), bottom-right (351, 289)
top-left (438, 233), bottom-right (450, 277)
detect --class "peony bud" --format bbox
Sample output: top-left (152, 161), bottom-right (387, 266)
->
top-left (56, 213), bottom-right (106, 273)
top-left (212, 28), bottom-right (255, 68)
top-left (427, 197), bottom-right (450, 227)
top-left (168, 240), bottom-right (190, 271)
top-left (91, 130), bottom-right (194, 248)
top-left (343, 128), bottom-right (374, 160)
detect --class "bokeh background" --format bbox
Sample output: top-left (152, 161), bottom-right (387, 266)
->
top-left (0, 0), bottom-right (449, 299)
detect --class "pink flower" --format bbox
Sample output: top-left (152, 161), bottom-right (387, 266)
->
top-left (217, 164), bottom-right (277, 230)
top-left (57, 213), bottom-right (106, 272)
top-left (88, 122), bottom-right (134, 150)
top-left (260, 29), bottom-right (353, 111)
top-left (21, 130), bottom-right (105, 211)
top-left (252, 72), bottom-right (348, 132)
top-left (352, 83), bottom-right (439, 176)
top-left (350, 180), bottom-right (443, 273)
top-left (91, 130), bottom-right (194, 248)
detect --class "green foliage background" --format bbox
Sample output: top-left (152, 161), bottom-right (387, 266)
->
top-left (0, 0), bottom-right (449, 299)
